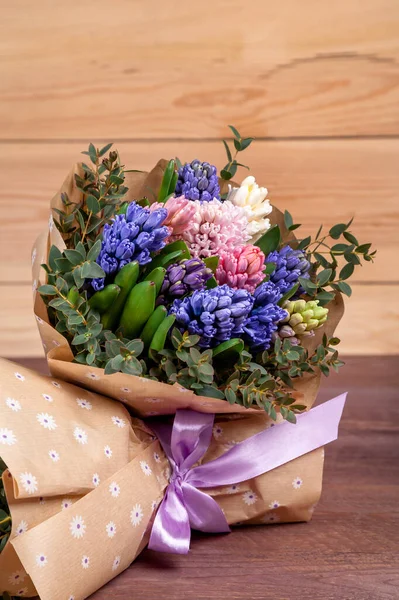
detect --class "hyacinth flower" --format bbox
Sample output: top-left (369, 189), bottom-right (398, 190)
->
top-left (180, 198), bottom-right (250, 259)
top-left (273, 299), bottom-right (329, 345)
top-left (265, 245), bottom-right (311, 296)
top-left (150, 195), bottom-right (196, 236)
top-left (243, 281), bottom-right (287, 352)
top-left (91, 202), bottom-right (170, 291)
top-left (226, 175), bottom-right (273, 242)
top-left (175, 159), bottom-right (221, 202)
top-left (215, 244), bottom-right (266, 293)
top-left (159, 258), bottom-right (213, 303)
top-left (170, 284), bottom-right (254, 348)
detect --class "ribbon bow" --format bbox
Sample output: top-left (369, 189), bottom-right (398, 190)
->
top-left (149, 393), bottom-right (346, 554)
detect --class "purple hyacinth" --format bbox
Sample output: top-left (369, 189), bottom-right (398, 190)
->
top-left (175, 159), bottom-right (220, 202)
top-left (159, 258), bottom-right (213, 302)
top-left (265, 245), bottom-right (311, 296)
top-left (243, 281), bottom-right (287, 352)
top-left (170, 284), bottom-right (254, 348)
top-left (91, 202), bottom-right (170, 291)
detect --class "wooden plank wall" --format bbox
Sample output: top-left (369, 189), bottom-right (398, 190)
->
top-left (0, 0), bottom-right (398, 357)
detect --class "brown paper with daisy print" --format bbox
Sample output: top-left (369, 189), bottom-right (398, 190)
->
top-left (1, 354), bottom-right (325, 600)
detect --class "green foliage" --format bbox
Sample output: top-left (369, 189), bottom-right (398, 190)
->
top-left (294, 217), bottom-right (377, 306)
top-left (0, 457), bottom-right (12, 585)
top-left (220, 125), bottom-right (254, 181)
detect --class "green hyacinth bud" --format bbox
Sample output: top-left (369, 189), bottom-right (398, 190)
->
top-left (281, 299), bottom-right (329, 337)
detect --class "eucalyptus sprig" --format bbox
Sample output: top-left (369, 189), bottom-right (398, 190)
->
top-left (286, 213), bottom-right (377, 305)
top-left (52, 143), bottom-right (128, 249)
top-left (220, 125), bottom-right (254, 181)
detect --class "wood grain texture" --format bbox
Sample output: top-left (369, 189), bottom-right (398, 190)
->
top-left (1, 0), bottom-right (399, 138)
top-left (11, 355), bottom-right (399, 600)
top-left (1, 283), bottom-right (398, 357)
top-left (0, 139), bottom-right (396, 283)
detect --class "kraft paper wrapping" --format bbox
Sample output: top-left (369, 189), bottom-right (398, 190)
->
top-left (0, 358), bottom-right (325, 599)
top-left (0, 159), bottom-right (344, 598)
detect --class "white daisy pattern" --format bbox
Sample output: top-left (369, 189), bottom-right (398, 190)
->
top-left (213, 424), bottom-right (223, 439)
top-left (16, 588), bottom-right (28, 596)
top-left (70, 515), bottom-right (86, 539)
top-left (292, 477), bottom-right (303, 490)
top-left (36, 554), bottom-right (47, 568)
top-left (104, 445), bottom-right (112, 458)
top-left (48, 449), bottom-right (60, 462)
top-left (226, 484), bottom-right (240, 494)
top-left (151, 500), bottom-right (158, 511)
top-left (42, 393), bottom-right (53, 402)
top-left (121, 387), bottom-right (131, 393)
top-left (269, 500), bottom-right (280, 509)
top-left (14, 372), bottom-right (25, 381)
top-left (92, 474), bottom-right (100, 487)
top-left (74, 427), bottom-right (88, 445)
top-left (111, 415), bottom-right (126, 428)
top-left (32, 247), bottom-right (37, 265)
top-left (76, 398), bottom-right (92, 410)
top-left (5, 397), bottom-right (21, 412)
top-left (37, 413), bottom-right (57, 431)
top-left (130, 504), bottom-right (143, 527)
top-left (109, 482), bottom-right (120, 498)
top-left (106, 521), bottom-right (117, 538)
top-left (140, 461), bottom-right (152, 476)
top-left (144, 397), bottom-right (162, 403)
top-left (263, 512), bottom-right (281, 524)
top-left (8, 570), bottom-right (26, 586)
top-left (81, 556), bottom-right (90, 569)
top-left (0, 428), bottom-right (17, 446)
top-left (51, 380), bottom-right (61, 389)
top-left (153, 452), bottom-right (161, 463)
top-left (243, 491), bottom-right (258, 506)
top-left (15, 520), bottom-right (28, 536)
top-left (36, 315), bottom-right (44, 325)
top-left (39, 496), bottom-right (46, 505)
top-left (112, 556), bottom-right (121, 572)
top-left (86, 372), bottom-right (100, 381)
top-left (48, 214), bottom-right (54, 231)
top-left (19, 472), bottom-right (38, 495)
top-left (61, 498), bottom-right (73, 511)
top-left (32, 279), bottom-right (37, 294)
top-left (68, 596), bottom-right (75, 600)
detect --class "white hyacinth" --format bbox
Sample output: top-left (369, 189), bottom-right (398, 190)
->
top-left (226, 175), bottom-right (272, 242)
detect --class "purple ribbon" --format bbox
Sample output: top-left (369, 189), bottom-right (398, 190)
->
top-left (148, 393), bottom-right (346, 554)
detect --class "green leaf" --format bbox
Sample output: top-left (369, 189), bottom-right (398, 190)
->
top-left (126, 339), bottom-right (144, 356)
top-left (255, 226), bottom-right (280, 255)
top-left (64, 249), bottom-right (83, 266)
top-left (339, 263), bottom-right (354, 280)
top-left (87, 239), bottom-right (102, 262)
top-left (213, 338), bottom-right (244, 358)
top-left (199, 385), bottom-right (225, 400)
top-left (72, 333), bottom-right (89, 345)
top-left (225, 388), bottom-right (237, 404)
top-left (88, 143), bottom-right (97, 164)
top-left (337, 281), bottom-right (352, 296)
top-left (206, 276), bottom-right (218, 289)
top-left (316, 290), bottom-right (335, 305)
top-left (239, 137), bottom-right (254, 150)
top-left (285, 410), bottom-right (297, 424)
top-left (81, 262), bottom-right (105, 279)
top-left (331, 243), bottom-right (352, 254)
top-left (204, 256), bottom-right (219, 273)
top-left (317, 268), bottom-right (333, 286)
top-left (298, 277), bottom-right (317, 292)
top-left (73, 266), bottom-right (85, 288)
top-left (284, 210), bottom-right (293, 229)
top-left (220, 169), bottom-right (233, 181)
top-left (297, 236), bottom-right (311, 250)
top-left (329, 223), bottom-right (347, 239)
top-left (356, 243), bottom-right (372, 254)
top-left (86, 195), bottom-right (100, 213)
top-left (343, 231), bottom-right (359, 245)
top-left (228, 125), bottom-right (241, 139)
top-left (98, 142), bottom-right (113, 157)
top-left (38, 284), bottom-right (58, 295)
top-left (222, 140), bottom-right (232, 162)
top-left (314, 252), bottom-right (330, 268)
top-left (48, 245), bottom-right (62, 271)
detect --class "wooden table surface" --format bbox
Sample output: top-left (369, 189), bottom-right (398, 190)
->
top-left (14, 356), bottom-right (399, 600)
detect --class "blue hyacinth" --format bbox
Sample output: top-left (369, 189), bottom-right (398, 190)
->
top-left (91, 202), bottom-right (169, 291)
top-left (265, 245), bottom-right (311, 296)
top-left (170, 284), bottom-right (254, 348)
top-left (175, 159), bottom-right (220, 202)
top-left (243, 281), bottom-right (287, 352)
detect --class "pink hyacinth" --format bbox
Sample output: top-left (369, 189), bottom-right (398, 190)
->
top-left (179, 199), bottom-right (250, 259)
top-left (150, 196), bottom-right (196, 236)
top-left (216, 245), bottom-right (266, 293)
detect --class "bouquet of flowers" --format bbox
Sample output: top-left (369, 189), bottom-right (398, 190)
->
top-left (0, 127), bottom-right (375, 599)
